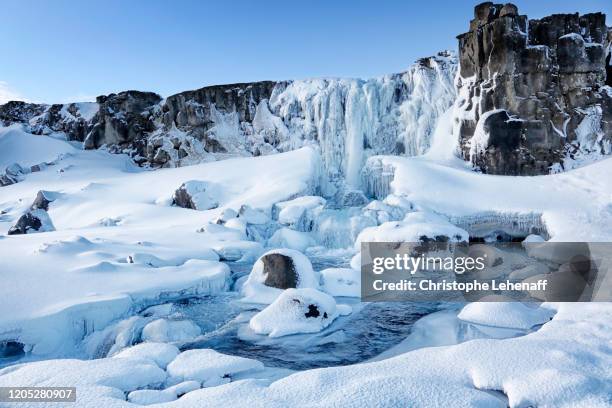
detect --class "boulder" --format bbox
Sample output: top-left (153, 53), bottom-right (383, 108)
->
top-left (31, 190), bottom-right (57, 211)
top-left (241, 249), bottom-right (319, 304)
top-left (249, 288), bottom-right (351, 338)
top-left (172, 181), bottom-right (218, 211)
top-left (7, 209), bottom-right (55, 235)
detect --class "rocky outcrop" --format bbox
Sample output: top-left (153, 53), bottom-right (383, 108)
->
top-left (83, 91), bottom-right (161, 152)
top-left (455, 2), bottom-right (612, 175)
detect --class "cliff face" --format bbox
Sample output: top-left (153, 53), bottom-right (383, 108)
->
top-left (1, 3), bottom-right (610, 181)
top-left (0, 53), bottom-right (456, 189)
top-left (455, 2), bottom-right (612, 175)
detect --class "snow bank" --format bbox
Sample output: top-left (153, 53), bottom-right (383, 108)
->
top-left (0, 124), bottom-right (75, 169)
top-left (249, 288), bottom-right (348, 337)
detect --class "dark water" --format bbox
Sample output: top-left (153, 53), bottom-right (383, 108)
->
top-left (157, 257), bottom-right (439, 370)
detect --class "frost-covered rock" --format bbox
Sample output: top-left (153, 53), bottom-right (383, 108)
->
top-left (141, 319), bottom-right (202, 343)
top-left (173, 180), bottom-right (219, 210)
top-left (273, 195), bottom-right (326, 230)
top-left (340, 190), bottom-right (369, 207)
top-left (320, 268), bottom-right (361, 297)
top-left (112, 342), bottom-right (180, 369)
top-left (458, 302), bottom-right (554, 330)
top-left (166, 349), bottom-right (264, 386)
top-left (249, 288), bottom-right (349, 337)
top-left (7, 208), bottom-right (55, 235)
top-left (241, 249), bottom-right (318, 304)
top-left (455, 3), bottom-right (612, 174)
top-left (238, 204), bottom-right (269, 225)
top-left (267, 228), bottom-right (316, 252)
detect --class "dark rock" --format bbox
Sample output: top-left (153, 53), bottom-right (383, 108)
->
top-left (304, 304), bottom-right (320, 318)
top-left (261, 253), bottom-right (298, 289)
top-left (7, 212), bottom-right (43, 235)
top-left (31, 190), bottom-right (55, 211)
top-left (84, 91), bottom-right (161, 151)
top-left (456, 3), bottom-right (611, 175)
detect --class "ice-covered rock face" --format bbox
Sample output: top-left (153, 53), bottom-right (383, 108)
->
top-left (0, 53), bottom-right (456, 191)
top-left (455, 3), bottom-right (612, 175)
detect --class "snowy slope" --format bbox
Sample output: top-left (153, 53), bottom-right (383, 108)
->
top-left (0, 127), bottom-right (322, 356)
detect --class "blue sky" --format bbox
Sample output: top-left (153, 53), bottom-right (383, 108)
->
top-left (1, 0), bottom-right (610, 103)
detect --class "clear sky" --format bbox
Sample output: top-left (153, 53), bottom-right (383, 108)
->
top-left (1, 0), bottom-right (610, 104)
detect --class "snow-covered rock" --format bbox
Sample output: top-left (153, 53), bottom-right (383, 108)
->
top-left (355, 211), bottom-right (468, 246)
top-left (141, 319), bottom-right (202, 343)
top-left (238, 205), bottom-right (269, 225)
top-left (166, 349), bottom-right (264, 386)
top-left (320, 268), bottom-right (361, 297)
top-left (458, 302), bottom-right (555, 330)
top-left (112, 342), bottom-right (180, 369)
top-left (7, 208), bottom-right (55, 235)
top-left (267, 228), bottom-right (316, 252)
top-left (241, 249), bottom-right (318, 304)
top-left (273, 195), bottom-right (326, 229)
top-left (249, 288), bottom-right (349, 337)
top-left (173, 180), bottom-right (219, 210)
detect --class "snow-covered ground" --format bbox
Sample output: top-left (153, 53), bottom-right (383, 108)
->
top-left (1, 121), bottom-right (611, 407)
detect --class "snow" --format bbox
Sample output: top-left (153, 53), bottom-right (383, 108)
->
top-left (166, 349), bottom-right (264, 386)
top-left (241, 248), bottom-right (319, 304)
top-left (0, 124), bottom-right (75, 169)
top-left (458, 302), bottom-right (555, 330)
top-left (320, 268), bottom-right (361, 297)
top-left (111, 342), bottom-right (180, 369)
top-left (0, 128), bottom-right (321, 356)
top-left (362, 154), bottom-right (612, 241)
top-left (141, 319), bottom-right (202, 343)
top-left (128, 389), bottom-right (177, 405)
top-left (249, 288), bottom-right (346, 337)
top-left (175, 180), bottom-right (219, 210)
top-left (355, 211), bottom-right (469, 246)
top-left (267, 228), bottom-right (315, 252)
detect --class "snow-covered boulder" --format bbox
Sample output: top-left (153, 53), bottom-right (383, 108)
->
top-left (355, 211), bottom-right (468, 246)
top-left (241, 249), bottom-right (318, 304)
top-left (320, 268), bottom-right (361, 297)
top-left (458, 302), bottom-right (554, 330)
top-left (214, 208), bottom-right (238, 224)
top-left (166, 349), bottom-right (264, 386)
top-left (238, 204), bottom-right (269, 224)
top-left (523, 234), bottom-right (545, 244)
top-left (31, 190), bottom-right (59, 211)
top-left (112, 342), bottom-right (179, 369)
top-left (173, 180), bottom-right (219, 211)
top-left (7, 209), bottom-right (55, 235)
top-left (267, 228), bottom-right (316, 252)
top-left (249, 288), bottom-right (350, 337)
top-left (272, 195), bottom-right (326, 229)
top-left (141, 319), bottom-right (202, 343)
